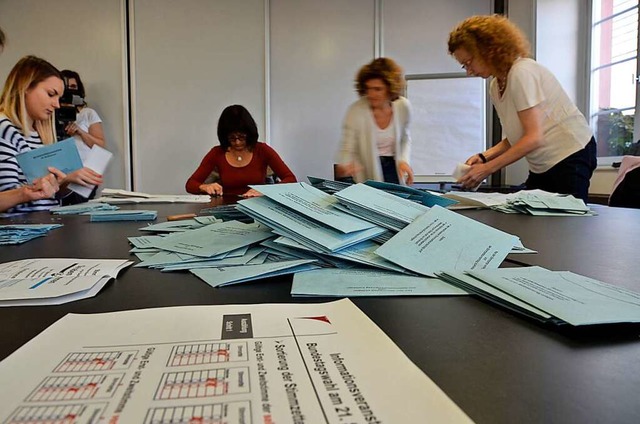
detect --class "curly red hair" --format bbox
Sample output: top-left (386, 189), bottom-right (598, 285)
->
top-left (355, 57), bottom-right (405, 100)
top-left (448, 15), bottom-right (531, 77)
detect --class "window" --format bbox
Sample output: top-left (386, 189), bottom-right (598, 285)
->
top-left (590, 0), bottom-right (639, 163)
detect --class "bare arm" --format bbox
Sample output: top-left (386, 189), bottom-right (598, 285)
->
top-left (66, 121), bottom-right (106, 149)
top-left (459, 105), bottom-right (544, 188)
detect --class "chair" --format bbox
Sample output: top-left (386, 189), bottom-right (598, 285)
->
top-left (609, 156), bottom-right (640, 209)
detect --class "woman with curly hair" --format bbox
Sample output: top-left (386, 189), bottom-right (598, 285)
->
top-left (448, 15), bottom-right (596, 201)
top-left (335, 57), bottom-right (414, 185)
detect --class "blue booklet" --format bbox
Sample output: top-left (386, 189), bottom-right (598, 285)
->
top-left (16, 138), bottom-right (83, 182)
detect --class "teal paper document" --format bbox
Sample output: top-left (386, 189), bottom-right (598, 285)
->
top-left (252, 182), bottom-right (376, 233)
top-left (15, 138), bottom-right (83, 182)
top-left (190, 259), bottom-right (318, 287)
top-left (291, 268), bottom-right (468, 297)
top-left (237, 197), bottom-right (385, 253)
top-left (149, 220), bottom-right (273, 257)
top-left (375, 205), bottom-right (516, 277)
top-left (334, 183), bottom-right (429, 230)
top-left (467, 267), bottom-right (640, 325)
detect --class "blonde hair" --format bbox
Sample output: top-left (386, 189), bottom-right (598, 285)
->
top-left (355, 57), bottom-right (405, 100)
top-left (0, 55), bottom-right (61, 144)
top-left (448, 15), bottom-right (531, 77)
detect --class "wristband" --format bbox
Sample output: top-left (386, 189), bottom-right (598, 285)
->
top-left (478, 153), bottom-right (487, 163)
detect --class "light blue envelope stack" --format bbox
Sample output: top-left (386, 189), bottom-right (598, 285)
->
top-left (86, 210), bottom-right (157, 222)
top-left (0, 224), bottom-right (63, 245)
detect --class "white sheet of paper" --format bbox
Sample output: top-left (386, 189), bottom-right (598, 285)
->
top-left (0, 299), bottom-right (471, 423)
top-left (68, 144), bottom-right (113, 198)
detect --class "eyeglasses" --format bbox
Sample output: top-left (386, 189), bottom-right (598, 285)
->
top-left (228, 133), bottom-right (247, 142)
top-left (460, 57), bottom-right (474, 70)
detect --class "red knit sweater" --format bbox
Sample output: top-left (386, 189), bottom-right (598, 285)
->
top-left (185, 142), bottom-right (296, 196)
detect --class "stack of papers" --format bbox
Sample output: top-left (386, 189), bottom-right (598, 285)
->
top-left (0, 258), bottom-right (132, 306)
top-left (497, 190), bottom-right (594, 216)
top-left (307, 176), bottom-right (353, 193)
top-left (50, 202), bottom-right (118, 215)
top-left (87, 210), bottom-right (158, 222)
top-left (199, 204), bottom-right (254, 223)
top-left (364, 180), bottom-right (458, 207)
top-left (131, 219), bottom-right (320, 286)
top-left (334, 183), bottom-right (430, 231)
top-left (439, 266), bottom-right (640, 326)
top-left (292, 268), bottom-right (468, 297)
top-left (443, 189), bottom-right (594, 216)
top-left (0, 224), bottom-right (63, 245)
top-left (93, 188), bottom-right (211, 204)
top-left (237, 183), bottom-right (386, 253)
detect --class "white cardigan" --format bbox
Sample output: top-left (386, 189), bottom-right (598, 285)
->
top-left (336, 96), bottom-right (412, 183)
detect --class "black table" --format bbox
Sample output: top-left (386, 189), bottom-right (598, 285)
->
top-left (1, 200), bottom-right (639, 424)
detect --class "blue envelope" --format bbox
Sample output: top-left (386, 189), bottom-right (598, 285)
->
top-left (16, 138), bottom-right (83, 182)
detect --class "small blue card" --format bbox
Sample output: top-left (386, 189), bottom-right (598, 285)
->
top-left (16, 138), bottom-right (83, 182)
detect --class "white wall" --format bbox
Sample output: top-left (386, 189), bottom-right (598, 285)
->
top-left (131, 0), bottom-right (265, 194)
top-left (0, 0), bottom-right (128, 190)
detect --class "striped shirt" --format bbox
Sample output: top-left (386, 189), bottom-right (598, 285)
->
top-left (0, 114), bottom-right (60, 212)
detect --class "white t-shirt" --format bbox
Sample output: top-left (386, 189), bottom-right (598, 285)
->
top-left (375, 118), bottom-right (396, 157)
top-left (490, 58), bottom-right (592, 174)
top-left (73, 107), bottom-right (102, 163)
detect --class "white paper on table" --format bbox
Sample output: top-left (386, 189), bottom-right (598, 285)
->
top-left (0, 299), bottom-right (472, 423)
top-left (68, 144), bottom-right (113, 198)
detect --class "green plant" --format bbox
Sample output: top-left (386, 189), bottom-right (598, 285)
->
top-left (603, 109), bottom-right (635, 155)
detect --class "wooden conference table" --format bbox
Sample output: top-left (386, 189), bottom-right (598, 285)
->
top-left (1, 199), bottom-right (639, 424)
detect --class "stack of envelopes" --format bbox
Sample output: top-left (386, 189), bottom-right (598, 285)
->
top-left (0, 224), bottom-right (63, 245)
top-left (199, 204), bottom-right (254, 222)
top-left (438, 266), bottom-right (640, 326)
top-left (237, 182), bottom-right (387, 253)
top-left (50, 202), bottom-right (118, 215)
top-left (333, 183), bottom-right (431, 231)
top-left (131, 219), bottom-right (318, 287)
top-left (307, 176), bottom-right (353, 194)
top-left (86, 210), bottom-right (158, 222)
top-left (363, 180), bottom-right (459, 208)
top-left (496, 190), bottom-right (594, 216)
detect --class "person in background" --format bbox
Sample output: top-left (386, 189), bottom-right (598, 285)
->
top-left (58, 69), bottom-right (106, 203)
top-left (448, 15), bottom-right (596, 202)
top-left (335, 57), bottom-right (414, 185)
top-left (0, 56), bottom-right (102, 213)
top-left (186, 105), bottom-right (296, 197)
top-left (60, 70), bottom-right (106, 161)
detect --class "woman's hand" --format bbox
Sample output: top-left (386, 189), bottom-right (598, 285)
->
top-left (457, 163), bottom-right (490, 189)
top-left (199, 183), bottom-right (223, 196)
top-left (397, 161), bottom-right (414, 185)
top-left (23, 173), bottom-right (60, 201)
top-left (65, 122), bottom-right (82, 136)
top-left (65, 167), bottom-right (103, 187)
top-left (240, 188), bottom-right (262, 198)
top-left (334, 162), bottom-right (362, 179)
top-left (465, 154), bottom-right (485, 166)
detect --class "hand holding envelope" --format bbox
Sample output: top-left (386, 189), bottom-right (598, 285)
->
top-left (452, 163), bottom-right (480, 191)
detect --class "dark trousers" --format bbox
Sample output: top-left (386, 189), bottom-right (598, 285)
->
top-left (380, 156), bottom-right (399, 184)
top-left (525, 137), bottom-right (597, 202)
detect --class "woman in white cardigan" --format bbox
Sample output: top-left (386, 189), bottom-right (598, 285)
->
top-left (335, 58), bottom-right (414, 185)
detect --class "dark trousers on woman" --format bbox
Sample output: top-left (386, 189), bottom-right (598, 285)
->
top-left (525, 137), bottom-right (597, 202)
top-left (379, 156), bottom-right (399, 184)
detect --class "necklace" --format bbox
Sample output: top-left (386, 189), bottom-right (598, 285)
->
top-left (237, 155), bottom-right (243, 162)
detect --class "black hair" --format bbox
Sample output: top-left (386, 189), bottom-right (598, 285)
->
top-left (217, 105), bottom-right (259, 150)
top-left (60, 69), bottom-right (85, 98)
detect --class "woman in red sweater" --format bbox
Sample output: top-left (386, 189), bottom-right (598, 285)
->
top-left (186, 105), bottom-right (296, 197)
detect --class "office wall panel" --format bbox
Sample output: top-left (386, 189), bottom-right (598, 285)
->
top-left (131, 0), bottom-right (265, 194)
top-left (0, 0), bottom-right (127, 190)
top-left (269, 0), bottom-right (376, 181)
top-left (383, 0), bottom-right (492, 74)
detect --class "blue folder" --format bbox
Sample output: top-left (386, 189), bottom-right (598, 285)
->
top-left (16, 138), bottom-right (83, 182)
